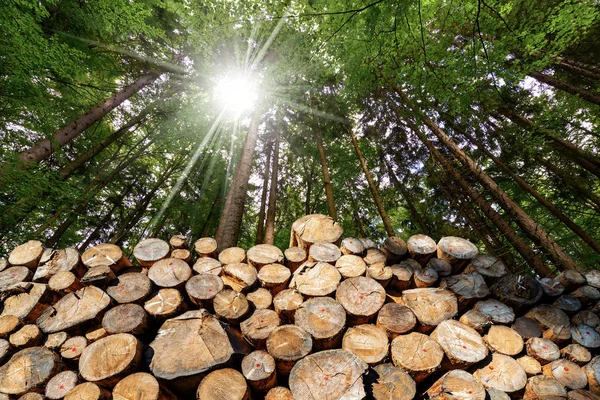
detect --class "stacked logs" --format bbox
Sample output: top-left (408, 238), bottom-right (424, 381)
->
top-left (1, 214), bottom-right (600, 399)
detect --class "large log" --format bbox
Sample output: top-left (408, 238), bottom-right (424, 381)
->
top-left (241, 350), bottom-right (277, 393)
top-left (247, 288), bottom-right (272, 310)
top-left (82, 244), bottom-right (131, 272)
top-left (213, 289), bottom-right (250, 324)
top-left (542, 359), bottom-right (588, 390)
top-left (112, 372), bottom-right (176, 400)
top-left (335, 255), bottom-right (367, 279)
top-left (106, 272), bottom-right (152, 304)
top-left (133, 238), bottom-right (170, 267)
top-left (247, 244), bottom-right (284, 270)
top-left (473, 353), bottom-right (527, 393)
top-left (376, 303), bottom-right (416, 339)
top-left (526, 337), bottom-right (561, 364)
top-left (430, 319), bottom-right (488, 368)
top-left (402, 288), bottom-right (458, 331)
top-left (436, 236), bottom-right (478, 273)
top-left (342, 324), bottom-right (388, 366)
top-left (257, 263), bottom-right (291, 294)
top-left (48, 271), bottom-right (83, 295)
top-left (491, 274), bottom-right (544, 312)
top-left (426, 370), bottom-right (486, 400)
top-left (336, 277), bottom-right (386, 325)
top-left (148, 258), bottom-right (192, 289)
top-left (185, 274), bottom-right (224, 307)
top-left (294, 297), bottom-right (346, 350)
top-left (526, 304), bottom-right (572, 343)
top-left (406, 234), bottom-right (437, 266)
top-left (33, 248), bottom-right (82, 282)
top-left (266, 325), bottom-right (312, 377)
top-left (196, 368), bottom-right (249, 400)
top-left (144, 288), bottom-right (187, 320)
top-left (523, 375), bottom-right (567, 400)
top-left (512, 316), bottom-right (543, 339)
top-left (240, 309), bottom-right (280, 348)
top-left (483, 325), bottom-right (524, 356)
top-left (45, 370), bottom-right (79, 400)
top-left (0, 347), bottom-right (61, 395)
top-left (8, 240), bottom-right (44, 269)
top-left (561, 344), bottom-right (592, 365)
top-left (368, 363), bottom-right (416, 400)
top-left (390, 332), bottom-right (443, 382)
top-left (571, 324), bottom-right (600, 348)
top-left (291, 261), bottom-right (341, 298)
top-left (289, 214), bottom-right (343, 251)
top-left (1, 283), bottom-right (53, 322)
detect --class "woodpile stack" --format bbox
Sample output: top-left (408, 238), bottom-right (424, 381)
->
top-left (1, 213), bottom-right (600, 399)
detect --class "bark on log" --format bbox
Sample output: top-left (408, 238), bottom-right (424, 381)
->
top-left (0, 347), bottom-right (61, 395)
top-left (294, 297), bottom-right (346, 351)
top-left (257, 263), bottom-right (291, 294)
top-left (406, 234), bottom-right (436, 266)
top-left (241, 350), bottom-right (277, 393)
top-left (389, 264), bottom-right (414, 291)
top-left (273, 289), bottom-right (303, 324)
top-left (222, 263), bottom-right (257, 293)
top-left (290, 214), bottom-right (343, 251)
top-left (194, 238), bottom-right (218, 258)
top-left (266, 325), bottom-right (312, 377)
top-left (376, 303), bottom-right (416, 339)
top-left (196, 368), bottom-right (249, 400)
top-left (402, 288), bottom-right (458, 331)
top-left (390, 332), bottom-right (443, 382)
top-left (473, 353), bottom-right (527, 393)
top-left (283, 247), bottom-right (306, 272)
top-left (426, 370), bottom-right (486, 400)
top-left (369, 363), bottom-right (416, 400)
top-left (133, 239), bottom-right (170, 267)
top-left (336, 277), bottom-right (386, 325)
top-left (430, 320), bottom-right (488, 367)
top-left (437, 236), bottom-right (479, 273)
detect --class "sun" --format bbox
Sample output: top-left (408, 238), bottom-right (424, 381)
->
top-left (214, 74), bottom-right (259, 113)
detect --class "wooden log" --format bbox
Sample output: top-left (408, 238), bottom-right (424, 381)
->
top-left (64, 382), bottom-right (110, 400)
top-left (414, 267), bottom-right (438, 288)
top-left (486, 389), bottom-right (511, 400)
top-left (1, 283), bottom-right (53, 322)
top-left (440, 272), bottom-right (489, 311)
top-left (185, 273), bottom-right (223, 306)
top-left (283, 247), bottom-right (306, 272)
top-left (473, 353), bottom-right (527, 393)
top-left (431, 319), bottom-right (488, 367)
top-left (360, 238), bottom-right (378, 250)
top-left (101, 304), bottom-right (147, 334)
top-left (572, 311), bottom-right (600, 327)
top-left (289, 349), bottom-right (368, 400)
top-left (266, 324), bottom-right (312, 377)
top-left (242, 350), bottom-right (277, 393)
top-left (84, 325), bottom-right (107, 343)
top-left (518, 355), bottom-right (543, 376)
top-left (390, 332), bottom-right (443, 382)
top-left (437, 236), bottom-right (478, 273)
top-left (37, 286), bottom-right (111, 333)
top-left (512, 316), bottom-right (543, 339)
top-left (60, 336), bottom-right (87, 361)
top-left (428, 258), bottom-right (452, 277)
top-left (335, 254), bottom-right (367, 279)
top-left (376, 303), bottom-right (416, 339)
top-left (247, 288), bottom-right (272, 310)
top-left (557, 270), bottom-right (587, 292)
top-left (342, 324), bottom-right (388, 366)
top-left (48, 271), bottom-right (83, 295)
top-left (194, 237), bottom-right (218, 258)
top-left (367, 263), bottom-right (393, 288)
top-left (308, 242), bottom-right (341, 263)
top-left (336, 276), bottom-right (386, 325)
top-left (491, 274), bottom-right (544, 312)
top-left (458, 310), bottom-right (491, 333)
top-left (192, 257), bottom-right (222, 276)
top-left (80, 265), bottom-right (115, 287)
top-left (571, 324), bottom-right (600, 349)
top-left (213, 289), bottom-right (250, 324)
top-left (82, 243), bottom-right (131, 272)
top-left (106, 272), bottom-right (152, 304)
top-left (265, 387), bottom-right (293, 400)
top-left (568, 390), bottom-right (600, 400)
top-left (148, 258), bottom-right (191, 289)
top-left (33, 248), bottom-right (83, 282)
top-left (144, 288), bottom-right (187, 320)
top-left (585, 357), bottom-right (600, 395)
top-left (133, 238), bottom-right (170, 267)
top-left (222, 262), bottom-right (257, 293)
top-left (473, 299), bottom-right (515, 325)
top-left (113, 372), bottom-right (176, 400)
top-left (9, 323), bottom-right (42, 348)
top-left (484, 325), bottom-right (524, 356)
top-left (340, 238), bottom-right (366, 256)
top-left (8, 240), bottom-right (44, 269)
top-left (45, 370), bottom-right (79, 400)
top-left (539, 277), bottom-right (566, 297)
top-left (0, 258), bottom-right (8, 272)
top-left (406, 234), bottom-right (436, 266)
top-left (273, 289), bottom-right (303, 324)
top-left (464, 254), bottom-right (508, 285)
top-left (196, 368), bottom-right (250, 400)
top-left (247, 244), bottom-right (284, 270)
top-left (291, 261), bottom-right (341, 298)
top-left (554, 295), bottom-right (582, 315)
top-left (543, 359), bottom-right (588, 389)
top-left (171, 248), bottom-right (193, 265)
top-left (0, 266), bottom-right (32, 289)
top-left (219, 247), bottom-right (246, 265)
top-left (585, 270), bottom-right (600, 289)
top-left (294, 297), bottom-right (346, 350)
top-left (290, 214), bottom-right (343, 251)
top-left (389, 263), bottom-right (414, 291)
top-left (369, 363), bottom-right (416, 400)
top-left (382, 237), bottom-right (408, 263)
top-left (402, 288), bottom-right (458, 332)
top-left (0, 314), bottom-right (22, 338)
top-left (527, 337), bottom-right (561, 364)
top-left (44, 332), bottom-right (68, 350)
top-left (526, 304), bottom-right (572, 343)
top-left (562, 344), bottom-right (592, 365)
top-left (240, 309), bottom-right (280, 348)
top-left (257, 263), bottom-right (291, 294)
top-left (170, 234), bottom-right (188, 249)
top-left (426, 370), bottom-right (486, 400)
top-left (523, 375), bottom-right (567, 399)
top-left (571, 285), bottom-right (600, 306)
top-left (0, 338), bottom-right (11, 363)
top-left (0, 346), bottom-right (61, 395)
top-left (364, 249), bottom-right (387, 266)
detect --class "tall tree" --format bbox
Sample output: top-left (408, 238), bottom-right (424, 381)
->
top-left (255, 140), bottom-right (272, 244)
top-left (264, 129), bottom-right (280, 245)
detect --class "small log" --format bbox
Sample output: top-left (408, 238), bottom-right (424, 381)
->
top-left (376, 303), bottom-right (416, 339)
top-left (185, 274), bottom-right (223, 306)
top-left (486, 390), bottom-right (511, 400)
top-left (473, 353), bottom-right (527, 393)
top-left (242, 350), bottom-right (277, 393)
top-left (308, 242), bottom-right (341, 263)
top-left (289, 349), bottom-right (368, 400)
top-left (222, 262), bottom-right (257, 293)
top-left (440, 272), bottom-right (489, 311)
top-left (430, 319), bottom-right (488, 367)
top-left (64, 382), bottom-right (110, 400)
top-left (484, 325), bottom-right (524, 356)
top-left (426, 370), bottom-right (486, 400)
top-left (367, 264), bottom-right (393, 287)
top-left (428, 258), bottom-right (452, 277)
top-left (290, 214), bottom-right (343, 251)
top-left (257, 263), bottom-right (291, 294)
top-left (194, 237), bottom-right (218, 258)
top-left (527, 337), bottom-right (561, 364)
top-left (464, 254), bottom-right (508, 285)
top-left (291, 261), bottom-right (341, 297)
top-left (273, 289), bottom-right (303, 324)
top-left (381, 237), bottom-right (408, 263)
top-left (458, 310), bottom-right (491, 333)
top-left (148, 258), bottom-right (191, 289)
top-left (364, 249), bottom-right (387, 266)
top-left (518, 355), bottom-right (543, 376)
top-left (0, 339), bottom-right (11, 362)
top-left (219, 247), bottom-right (246, 265)
top-left (340, 238), bottom-right (365, 256)
top-left (101, 304), bottom-right (147, 334)
top-left (414, 267), bottom-right (438, 288)
top-left (44, 332), bottom-right (68, 350)
top-left (33, 248), bottom-right (82, 282)
top-left (335, 254), bottom-right (367, 279)
top-left (554, 295), bottom-right (582, 315)
top-left (37, 286), bottom-right (111, 333)
top-left (571, 285), bottom-right (600, 306)
top-left (342, 324), bottom-right (388, 366)
top-left (572, 311), bottom-right (600, 327)
top-left (283, 247), bottom-right (306, 272)
top-left (360, 238), bottom-right (378, 249)
top-left (247, 288), bottom-right (272, 309)
top-left (294, 297), bottom-right (346, 350)
top-left (240, 309), bottom-right (280, 348)
top-left (9, 324), bottom-right (42, 348)
top-left (473, 299), bottom-right (515, 325)
top-left (491, 274), bottom-right (544, 312)
top-left (8, 240), bottom-right (44, 269)
top-left (265, 387), bottom-right (293, 400)
top-left (171, 248), bottom-right (193, 265)
top-left (389, 264), bottom-right (414, 291)
top-left (0, 347), bottom-right (60, 395)
top-left (539, 277), bottom-right (566, 297)
top-left (571, 324), bottom-right (600, 349)
top-left (526, 304), bottom-right (571, 343)
top-left (568, 390), bottom-right (600, 400)
top-left (48, 271), bottom-right (83, 296)
top-left (170, 234), bottom-right (188, 249)
top-left (80, 265), bottom-right (115, 287)
top-left (436, 236), bottom-right (478, 273)
top-left (585, 270), bottom-right (600, 289)
top-left (196, 368), bottom-right (249, 400)
top-left (82, 243), bottom-right (131, 272)
top-left (106, 272), bottom-right (153, 304)
top-left (45, 370), bottom-right (79, 400)
top-left (512, 316), bottom-right (543, 339)
top-left (402, 288), bottom-right (458, 332)
top-left (144, 288), bottom-right (187, 320)
top-left (0, 314), bottom-right (22, 338)
top-left (1, 283), bottom-right (53, 322)
top-left (133, 238), bottom-right (170, 267)
top-left (390, 332), bottom-right (443, 383)
top-left (84, 325), bottom-right (107, 343)
top-left (192, 257), bottom-right (222, 276)
top-left (556, 270), bottom-right (587, 292)
top-left (0, 266), bottom-right (32, 289)
top-left (113, 372), bottom-right (176, 400)
top-left (543, 359), bottom-right (588, 389)
top-left (369, 363), bottom-right (416, 400)
top-left (336, 276), bottom-right (386, 325)
top-left (60, 336), bottom-right (87, 361)
top-left (213, 289), bottom-right (250, 324)
top-left (406, 234), bottom-right (437, 266)
top-left (523, 375), bottom-right (567, 400)
top-left (266, 325), bottom-right (312, 377)
top-left (561, 344), bottom-right (592, 365)
top-left (585, 356), bottom-right (600, 395)
top-left (247, 244), bottom-right (284, 270)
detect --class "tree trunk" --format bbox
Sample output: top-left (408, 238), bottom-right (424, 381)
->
top-left (198, 182), bottom-right (224, 238)
top-left (17, 72), bottom-right (158, 165)
top-left (316, 128), bottom-right (337, 220)
top-left (556, 57), bottom-right (600, 81)
top-left (529, 71), bottom-right (600, 106)
top-left (350, 129), bottom-right (395, 236)
top-left (255, 141), bottom-right (272, 245)
top-left (77, 201), bottom-right (122, 251)
top-left (397, 90), bottom-right (580, 272)
top-left (264, 130), bottom-right (280, 245)
top-left (216, 107), bottom-right (263, 249)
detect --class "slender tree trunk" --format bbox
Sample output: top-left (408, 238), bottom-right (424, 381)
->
top-left (17, 72), bottom-right (158, 165)
top-left (316, 128), bottom-right (337, 220)
top-left (216, 107), bottom-right (264, 249)
top-left (78, 201), bottom-right (122, 251)
top-left (255, 141), bottom-right (272, 244)
top-left (528, 71), bottom-right (600, 106)
top-left (349, 195), bottom-right (367, 238)
top-left (198, 184), bottom-right (223, 238)
top-left (350, 129), bottom-right (395, 236)
top-left (264, 130), bottom-right (280, 245)
top-left (556, 57), bottom-right (600, 81)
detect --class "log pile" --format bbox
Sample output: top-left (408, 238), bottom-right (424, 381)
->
top-left (1, 213), bottom-right (600, 399)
